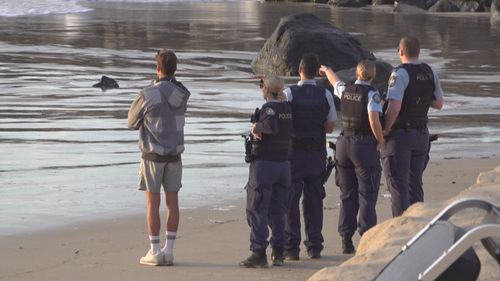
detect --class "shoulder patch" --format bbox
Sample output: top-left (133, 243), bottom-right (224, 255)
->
top-left (372, 93), bottom-right (381, 104)
top-left (265, 107), bottom-right (275, 116)
top-left (388, 72), bottom-right (397, 88)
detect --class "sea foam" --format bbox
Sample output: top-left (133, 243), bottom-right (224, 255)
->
top-left (0, 0), bottom-right (250, 17)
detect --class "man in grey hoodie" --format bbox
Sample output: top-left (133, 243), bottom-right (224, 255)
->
top-left (128, 49), bottom-right (190, 266)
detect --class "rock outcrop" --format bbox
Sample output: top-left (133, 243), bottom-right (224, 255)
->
top-left (308, 166), bottom-right (500, 281)
top-left (492, 0), bottom-right (500, 24)
top-left (372, 0), bottom-right (395, 5)
top-left (264, 0), bottom-right (493, 13)
top-left (251, 13), bottom-right (375, 76)
top-left (328, 0), bottom-right (371, 7)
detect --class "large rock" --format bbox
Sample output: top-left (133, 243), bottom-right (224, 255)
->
top-left (439, 0), bottom-right (482, 11)
top-left (308, 165), bottom-right (500, 281)
top-left (461, 0), bottom-right (480, 11)
top-left (492, 0), bottom-right (500, 25)
top-left (251, 13), bottom-right (375, 76)
top-left (481, 0), bottom-right (493, 9)
top-left (428, 0), bottom-right (461, 12)
top-left (328, 0), bottom-right (371, 7)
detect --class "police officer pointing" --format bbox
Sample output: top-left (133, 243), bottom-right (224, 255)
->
top-left (383, 36), bottom-right (444, 217)
top-left (283, 53), bottom-right (337, 260)
top-left (240, 76), bottom-right (293, 268)
top-left (320, 60), bottom-right (384, 254)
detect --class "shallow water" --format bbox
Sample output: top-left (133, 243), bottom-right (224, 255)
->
top-left (0, 1), bottom-right (499, 235)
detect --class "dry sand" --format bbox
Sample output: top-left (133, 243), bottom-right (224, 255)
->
top-left (0, 156), bottom-right (498, 281)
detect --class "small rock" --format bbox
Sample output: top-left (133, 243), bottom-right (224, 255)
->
top-left (93, 75), bottom-right (119, 90)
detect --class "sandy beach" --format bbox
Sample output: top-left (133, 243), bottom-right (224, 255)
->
top-left (1, 156), bottom-right (498, 281)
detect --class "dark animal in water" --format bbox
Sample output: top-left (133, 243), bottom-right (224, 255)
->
top-left (93, 76), bottom-right (119, 90)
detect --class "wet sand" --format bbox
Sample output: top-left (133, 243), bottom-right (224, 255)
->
top-left (1, 156), bottom-right (498, 281)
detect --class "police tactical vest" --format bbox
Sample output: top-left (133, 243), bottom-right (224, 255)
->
top-left (395, 63), bottom-right (435, 127)
top-left (341, 84), bottom-right (375, 136)
top-left (290, 84), bottom-right (329, 150)
top-left (252, 102), bottom-right (293, 162)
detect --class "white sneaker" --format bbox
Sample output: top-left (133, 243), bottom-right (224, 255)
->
top-left (164, 252), bottom-right (174, 266)
top-left (139, 250), bottom-right (165, 266)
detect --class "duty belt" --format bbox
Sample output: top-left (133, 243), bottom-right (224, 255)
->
top-left (392, 121), bottom-right (427, 130)
top-left (341, 129), bottom-right (373, 137)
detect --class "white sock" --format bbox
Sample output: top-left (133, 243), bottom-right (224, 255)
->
top-left (162, 231), bottom-right (176, 254)
top-left (149, 235), bottom-right (161, 255)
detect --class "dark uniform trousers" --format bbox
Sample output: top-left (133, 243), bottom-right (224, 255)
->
top-left (335, 135), bottom-right (381, 237)
top-left (246, 159), bottom-right (291, 251)
top-left (381, 127), bottom-right (429, 217)
top-left (285, 149), bottom-right (326, 254)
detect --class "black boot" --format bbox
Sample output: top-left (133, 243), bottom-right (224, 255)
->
top-left (342, 236), bottom-right (355, 254)
top-left (271, 247), bottom-right (284, 266)
top-left (283, 249), bottom-right (299, 261)
top-left (307, 248), bottom-right (321, 259)
top-left (239, 250), bottom-right (268, 268)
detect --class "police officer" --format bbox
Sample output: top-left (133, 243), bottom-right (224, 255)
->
top-left (283, 53), bottom-right (337, 260)
top-left (240, 76), bottom-right (293, 268)
top-left (320, 60), bottom-right (384, 254)
top-left (383, 36), bottom-right (444, 217)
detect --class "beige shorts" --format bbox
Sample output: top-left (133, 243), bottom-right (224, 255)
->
top-left (138, 159), bottom-right (182, 193)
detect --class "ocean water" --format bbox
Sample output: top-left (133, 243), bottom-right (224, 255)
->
top-left (0, 0), bottom-right (499, 235)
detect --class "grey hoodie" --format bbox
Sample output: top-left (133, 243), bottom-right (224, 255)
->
top-left (128, 78), bottom-right (190, 161)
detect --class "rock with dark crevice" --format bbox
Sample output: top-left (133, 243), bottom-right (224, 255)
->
top-left (251, 13), bottom-right (375, 76)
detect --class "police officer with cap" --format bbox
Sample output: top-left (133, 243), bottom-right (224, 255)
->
top-left (283, 53), bottom-right (337, 260)
top-left (320, 60), bottom-right (384, 254)
top-left (383, 36), bottom-right (444, 217)
top-left (240, 76), bottom-right (293, 268)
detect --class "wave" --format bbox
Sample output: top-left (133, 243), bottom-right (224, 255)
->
top-left (0, 0), bottom-right (253, 17)
top-left (0, 0), bottom-right (91, 17)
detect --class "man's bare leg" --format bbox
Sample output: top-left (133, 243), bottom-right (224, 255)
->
top-left (162, 191), bottom-right (179, 262)
top-left (146, 191), bottom-right (161, 254)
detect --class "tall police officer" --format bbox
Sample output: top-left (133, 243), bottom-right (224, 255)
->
top-left (383, 36), bottom-right (444, 217)
top-left (320, 60), bottom-right (384, 254)
top-left (240, 76), bottom-right (294, 268)
top-left (283, 53), bottom-right (337, 260)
